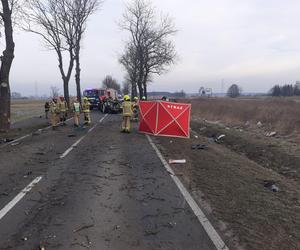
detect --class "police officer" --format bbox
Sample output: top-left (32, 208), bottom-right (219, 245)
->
top-left (121, 95), bottom-right (133, 133)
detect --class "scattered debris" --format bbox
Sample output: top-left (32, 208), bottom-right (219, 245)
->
top-left (257, 121), bottom-right (263, 127)
top-left (215, 134), bottom-right (226, 143)
top-left (245, 121), bottom-right (250, 127)
top-left (0, 192), bottom-right (8, 196)
top-left (114, 225), bottom-right (121, 230)
top-left (4, 138), bottom-right (14, 143)
top-left (23, 171), bottom-right (33, 178)
top-left (169, 159), bottom-right (186, 164)
top-left (144, 229), bottom-right (160, 236)
top-left (21, 237), bottom-right (28, 241)
top-left (266, 131), bottom-right (277, 137)
top-left (10, 142), bottom-right (20, 146)
top-left (194, 135), bottom-right (199, 139)
top-left (263, 180), bottom-right (279, 192)
top-left (68, 134), bottom-right (76, 138)
top-left (191, 144), bottom-right (208, 150)
top-left (73, 224), bottom-right (94, 233)
top-left (36, 152), bottom-right (45, 155)
top-left (32, 129), bottom-right (42, 136)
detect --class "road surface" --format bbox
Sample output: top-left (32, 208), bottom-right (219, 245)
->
top-left (0, 112), bottom-right (218, 250)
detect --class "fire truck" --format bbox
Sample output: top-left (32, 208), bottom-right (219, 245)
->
top-left (83, 88), bottom-right (121, 113)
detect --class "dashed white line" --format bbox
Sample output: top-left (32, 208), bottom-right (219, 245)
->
top-left (60, 114), bottom-right (108, 159)
top-left (146, 135), bottom-right (229, 250)
top-left (0, 176), bottom-right (43, 221)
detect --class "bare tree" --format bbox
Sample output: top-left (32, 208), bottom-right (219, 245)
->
top-left (119, 0), bottom-right (177, 99)
top-left (102, 75), bottom-right (121, 92)
top-left (227, 84), bottom-right (241, 98)
top-left (72, 0), bottom-right (101, 102)
top-left (23, 0), bottom-right (78, 107)
top-left (50, 85), bottom-right (60, 97)
top-left (0, 0), bottom-right (18, 131)
top-left (122, 80), bottom-right (130, 95)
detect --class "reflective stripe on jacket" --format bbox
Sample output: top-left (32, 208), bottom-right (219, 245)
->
top-left (122, 101), bottom-right (133, 116)
top-left (59, 101), bottom-right (68, 112)
top-left (73, 102), bottom-right (80, 113)
top-left (82, 102), bottom-right (91, 113)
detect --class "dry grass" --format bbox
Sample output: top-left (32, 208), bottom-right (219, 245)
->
top-left (187, 97), bottom-right (300, 135)
top-left (11, 99), bottom-right (44, 124)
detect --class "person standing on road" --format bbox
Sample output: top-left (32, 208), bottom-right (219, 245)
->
top-left (73, 98), bottom-right (81, 127)
top-left (44, 101), bottom-right (50, 119)
top-left (121, 95), bottom-right (133, 133)
top-left (49, 98), bottom-right (59, 130)
top-left (132, 96), bottom-right (139, 122)
top-left (59, 96), bottom-right (68, 125)
top-left (82, 97), bottom-right (91, 125)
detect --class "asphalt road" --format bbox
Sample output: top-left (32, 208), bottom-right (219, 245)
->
top-left (0, 112), bottom-right (217, 250)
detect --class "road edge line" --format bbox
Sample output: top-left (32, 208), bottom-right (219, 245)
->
top-left (1, 117), bottom-right (74, 149)
top-left (146, 135), bottom-right (229, 250)
top-left (0, 176), bottom-right (43, 221)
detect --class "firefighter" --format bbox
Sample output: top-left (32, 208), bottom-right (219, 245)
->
top-left (82, 97), bottom-right (91, 125)
top-left (44, 101), bottom-right (50, 119)
top-left (73, 98), bottom-right (81, 127)
top-left (121, 95), bottom-right (133, 133)
top-left (49, 98), bottom-right (59, 130)
top-left (132, 96), bottom-right (139, 122)
top-left (59, 96), bottom-right (68, 125)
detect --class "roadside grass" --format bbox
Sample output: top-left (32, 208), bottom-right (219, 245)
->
top-left (188, 97), bottom-right (300, 135)
top-left (11, 100), bottom-right (44, 124)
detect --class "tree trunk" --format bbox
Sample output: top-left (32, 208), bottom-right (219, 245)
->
top-left (143, 81), bottom-right (147, 99)
top-left (75, 45), bottom-right (81, 103)
top-left (57, 48), bottom-right (74, 109)
top-left (63, 78), bottom-right (70, 106)
top-left (137, 83), bottom-right (144, 100)
top-left (131, 81), bottom-right (137, 98)
top-left (0, 0), bottom-right (15, 132)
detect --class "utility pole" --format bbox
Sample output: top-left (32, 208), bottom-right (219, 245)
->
top-left (34, 81), bottom-right (38, 99)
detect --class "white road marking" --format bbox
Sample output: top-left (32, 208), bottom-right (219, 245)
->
top-left (146, 135), bottom-right (229, 250)
top-left (60, 114), bottom-right (108, 159)
top-left (1, 118), bottom-right (74, 149)
top-left (99, 114), bottom-right (108, 123)
top-left (0, 176), bottom-right (42, 221)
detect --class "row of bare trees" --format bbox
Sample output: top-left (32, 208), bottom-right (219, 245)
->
top-left (119, 0), bottom-right (177, 99)
top-left (24, 0), bottom-right (101, 105)
top-left (0, 0), bottom-right (101, 131)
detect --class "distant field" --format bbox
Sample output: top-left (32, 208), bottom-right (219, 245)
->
top-left (11, 99), bottom-right (44, 124)
top-left (187, 97), bottom-right (300, 135)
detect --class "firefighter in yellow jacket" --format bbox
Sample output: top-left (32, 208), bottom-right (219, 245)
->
top-left (49, 98), bottom-right (59, 130)
top-left (73, 98), bottom-right (81, 127)
top-left (121, 95), bottom-right (133, 133)
top-left (59, 96), bottom-right (68, 125)
top-left (82, 97), bottom-right (91, 125)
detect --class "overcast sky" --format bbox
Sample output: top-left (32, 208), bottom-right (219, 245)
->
top-left (7, 0), bottom-right (300, 96)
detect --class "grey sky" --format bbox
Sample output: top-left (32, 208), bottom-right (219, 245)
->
top-left (8, 0), bottom-right (300, 96)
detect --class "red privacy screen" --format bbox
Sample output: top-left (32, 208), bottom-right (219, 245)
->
top-left (139, 101), bottom-right (191, 138)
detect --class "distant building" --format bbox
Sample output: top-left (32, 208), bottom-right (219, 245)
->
top-left (295, 81), bottom-right (300, 89)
